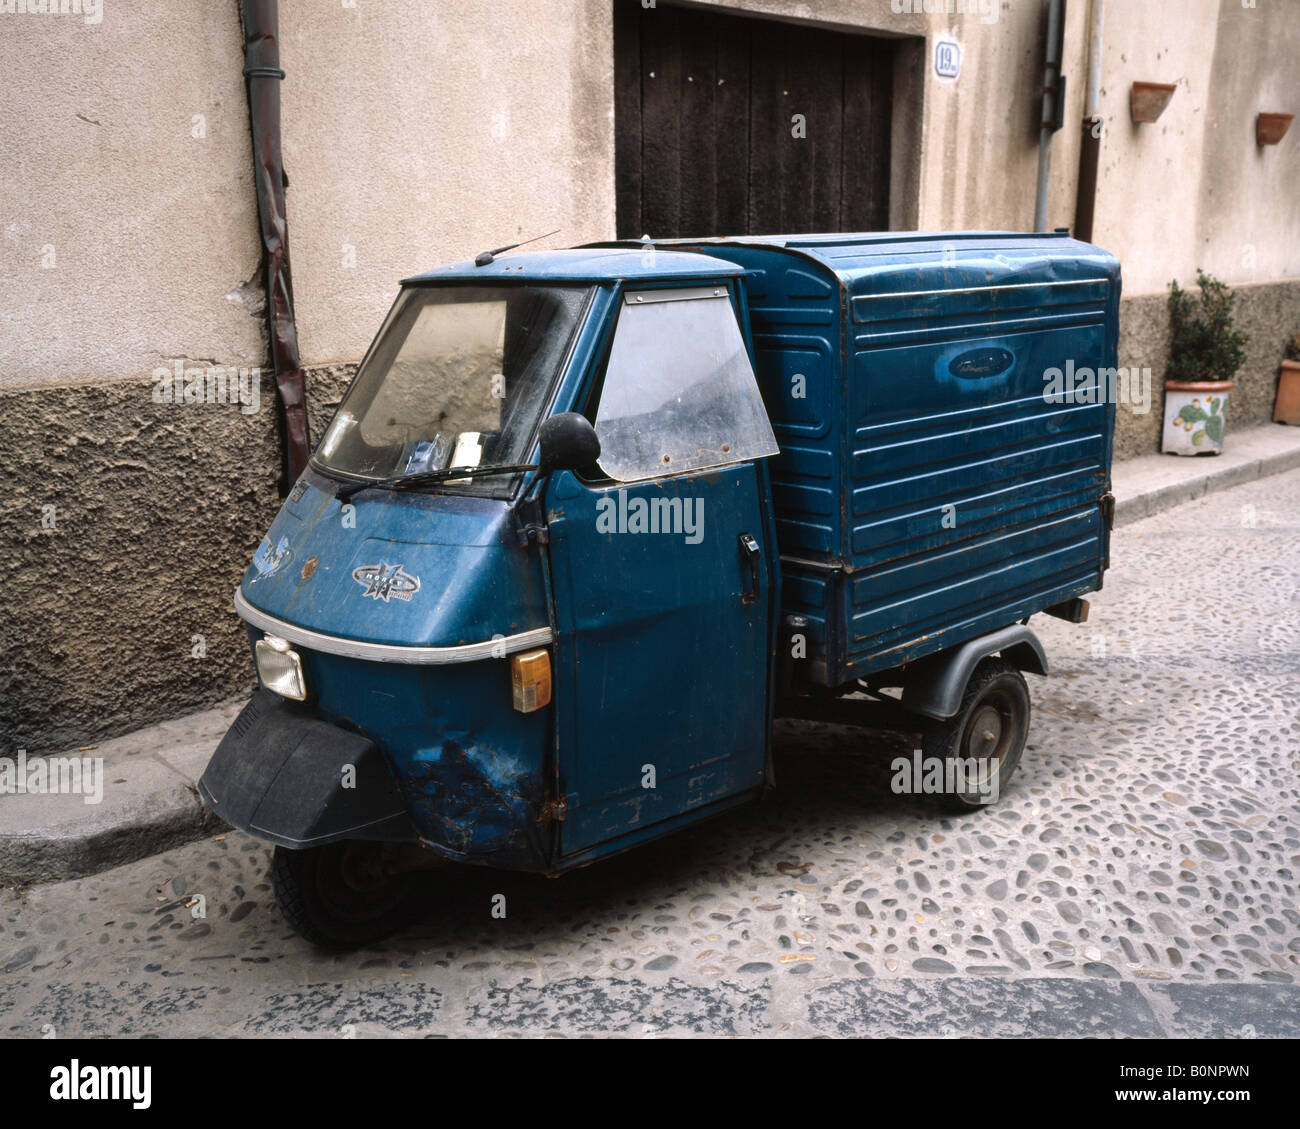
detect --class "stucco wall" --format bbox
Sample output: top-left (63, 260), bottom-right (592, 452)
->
top-left (0, 0), bottom-right (264, 390)
top-left (0, 0), bottom-right (616, 386)
top-left (1093, 0), bottom-right (1300, 296)
top-left (0, 0), bottom-right (617, 751)
top-left (276, 0), bottom-right (616, 367)
top-left (2, 0), bottom-right (1296, 753)
top-left (5, 0), bottom-right (1294, 386)
top-left (0, 366), bottom-right (354, 755)
top-left (1114, 281), bottom-right (1300, 460)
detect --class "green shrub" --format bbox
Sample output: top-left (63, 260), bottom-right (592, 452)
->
top-left (1166, 269), bottom-right (1248, 383)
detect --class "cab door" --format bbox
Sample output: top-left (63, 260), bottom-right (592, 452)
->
top-left (544, 284), bottom-right (781, 856)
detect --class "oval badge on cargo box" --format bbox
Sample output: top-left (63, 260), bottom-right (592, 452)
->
top-left (949, 347), bottom-right (1014, 380)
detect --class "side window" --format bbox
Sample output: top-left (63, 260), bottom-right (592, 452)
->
top-left (594, 288), bottom-right (780, 482)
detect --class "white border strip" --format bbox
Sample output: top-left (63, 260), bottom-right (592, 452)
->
top-left (234, 588), bottom-right (552, 665)
top-left (855, 279), bottom-right (1107, 302)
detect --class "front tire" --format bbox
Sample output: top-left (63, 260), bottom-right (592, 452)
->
top-left (271, 841), bottom-right (425, 949)
top-left (920, 657), bottom-right (1031, 813)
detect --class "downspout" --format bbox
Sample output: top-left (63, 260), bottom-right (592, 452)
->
top-left (1073, 0), bottom-right (1104, 242)
top-left (1033, 0), bottom-right (1067, 232)
top-left (239, 0), bottom-right (310, 492)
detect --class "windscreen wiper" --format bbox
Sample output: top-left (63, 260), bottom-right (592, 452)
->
top-left (334, 463), bottom-right (538, 502)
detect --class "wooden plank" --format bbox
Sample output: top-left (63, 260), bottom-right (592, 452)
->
top-left (615, 3), bottom-right (894, 239)
top-left (804, 27), bottom-right (844, 233)
top-left (613, 0), bottom-right (643, 239)
top-left (676, 6), bottom-right (720, 238)
top-left (713, 15), bottom-right (750, 237)
top-left (842, 36), bottom-right (894, 231)
top-left (746, 17), bottom-right (788, 234)
top-left (775, 24), bottom-right (816, 233)
top-left (639, 3), bottom-right (684, 239)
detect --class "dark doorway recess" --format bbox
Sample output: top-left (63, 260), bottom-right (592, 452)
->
top-left (614, 0), bottom-right (895, 239)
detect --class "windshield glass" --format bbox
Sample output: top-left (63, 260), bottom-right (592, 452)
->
top-left (316, 284), bottom-right (589, 490)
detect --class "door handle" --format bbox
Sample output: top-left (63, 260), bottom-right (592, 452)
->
top-left (739, 533), bottom-right (761, 604)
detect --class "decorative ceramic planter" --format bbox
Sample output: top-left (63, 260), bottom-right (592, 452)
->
top-left (1162, 380), bottom-right (1233, 455)
top-left (1275, 360), bottom-right (1300, 425)
top-left (1131, 81), bottom-right (1177, 124)
top-left (1257, 113), bottom-right (1294, 147)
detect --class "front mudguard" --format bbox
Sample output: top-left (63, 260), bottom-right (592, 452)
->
top-left (199, 691), bottom-right (418, 849)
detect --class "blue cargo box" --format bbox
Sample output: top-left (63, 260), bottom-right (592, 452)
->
top-left (654, 231), bottom-right (1121, 686)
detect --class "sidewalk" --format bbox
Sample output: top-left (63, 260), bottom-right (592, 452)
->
top-left (5, 423), bottom-right (1300, 888)
top-left (0, 702), bottom-right (242, 886)
top-left (1111, 422), bottom-right (1300, 526)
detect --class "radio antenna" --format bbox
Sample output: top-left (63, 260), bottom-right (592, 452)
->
top-left (475, 229), bottom-right (561, 267)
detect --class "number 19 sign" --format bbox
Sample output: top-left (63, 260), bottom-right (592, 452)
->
top-left (934, 37), bottom-right (962, 82)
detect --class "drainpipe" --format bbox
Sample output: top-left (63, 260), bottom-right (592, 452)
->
top-left (1074, 0), bottom-right (1104, 242)
top-left (239, 0), bottom-right (310, 491)
top-left (1033, 0), bottom-right (1067, 232)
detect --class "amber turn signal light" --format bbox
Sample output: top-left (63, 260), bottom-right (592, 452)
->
top-left (511, 648), bottom-right (552, 713)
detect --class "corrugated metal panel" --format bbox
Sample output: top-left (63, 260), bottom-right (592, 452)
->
top-left (592, 233), bottom-right (1121, 685)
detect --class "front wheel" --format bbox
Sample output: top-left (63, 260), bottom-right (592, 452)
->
top-left (271, 841), bottom-right (426, 949)
top-left (920, 657), bottom-right (1031, 813)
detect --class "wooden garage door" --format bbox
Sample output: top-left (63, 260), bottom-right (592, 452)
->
top-left (614, 0), bottom-right (894, 239)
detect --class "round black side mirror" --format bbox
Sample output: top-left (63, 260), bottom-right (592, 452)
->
top-left (538, 412), bottom-right (601, 475)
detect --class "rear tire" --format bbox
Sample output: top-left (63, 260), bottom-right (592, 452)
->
top-left (272, 841), bottom-right (425, 949)
top-left (920, 657), bottom-right (1030, 813)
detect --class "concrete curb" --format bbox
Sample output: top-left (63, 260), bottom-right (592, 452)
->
top-left (0, 701), bottom-right (243, 887)
top-left (4, 423), bottom-right (1300, 888)
top-left (1112, 422), bottom-right (1300, 526)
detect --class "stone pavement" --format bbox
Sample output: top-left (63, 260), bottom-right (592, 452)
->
top-left (1, 467), bottom-right (1296, 1036)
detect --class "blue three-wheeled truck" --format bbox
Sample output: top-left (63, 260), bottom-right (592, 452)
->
top-left (199, 231), bottom-right (1120, 946)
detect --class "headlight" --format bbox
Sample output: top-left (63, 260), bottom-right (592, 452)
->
top-left (255, 635), bottom-right (308, 701)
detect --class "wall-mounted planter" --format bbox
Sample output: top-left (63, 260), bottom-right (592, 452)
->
top-left (1163, 381), bottom-right (1232, 455)
top-left (1131, 81), bottom-right (1176, 124)
top-left (1257, 113), bottom-right (1294, 146)
top-left (1275, 361), bottom-right (1300, 425)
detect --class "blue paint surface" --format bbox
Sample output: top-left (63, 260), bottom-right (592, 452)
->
top-left (231, 233), bottom-right (1120, 871)
top-left (625, 232), bottom-right (1121, 683)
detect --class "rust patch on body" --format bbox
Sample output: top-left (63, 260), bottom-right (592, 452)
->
top-left (301, 555), bottom-right (318, 580)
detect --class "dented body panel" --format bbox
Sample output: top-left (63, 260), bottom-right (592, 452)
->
top-left (624, 232), bottom-right (1121, 688)
top-left (299, 646), bottom-right (554, 868)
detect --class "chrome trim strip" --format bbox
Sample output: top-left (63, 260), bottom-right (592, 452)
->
top-left (234, 589), bottom-right (552, 665)
top-left (625, 285), bottom-right (729, 304)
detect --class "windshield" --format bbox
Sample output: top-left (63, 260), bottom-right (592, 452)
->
top-left (316, 283), bottom-right (590, 491)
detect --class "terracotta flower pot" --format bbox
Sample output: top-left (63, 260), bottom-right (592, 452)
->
top-left (1275, 360), bottom-right (1300, 425)
top-left (1257, 113), bottom-right (1294, 147)
top-left (1131, 82), bottom-right (1177, 124)
top-left (1162, 380), bottom-right (1233, 455)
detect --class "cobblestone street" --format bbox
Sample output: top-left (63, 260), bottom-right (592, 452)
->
top-left (3, 470), bottom-right (1298, 1038)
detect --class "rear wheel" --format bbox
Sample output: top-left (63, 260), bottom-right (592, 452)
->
top-left (271, 841), bottom-right (426, 949)
top-left (920, 657), bottom-right (1030, 813)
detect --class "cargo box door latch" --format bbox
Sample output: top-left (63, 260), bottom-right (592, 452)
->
top-left (1100, 492), bottom-right (1116, 529)
top-left (739, 533), bottom-right (761, 603)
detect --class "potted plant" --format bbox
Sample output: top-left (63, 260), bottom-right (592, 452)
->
top-left (1276, 331), bottom-right (1300, 425)
top-left (1163, 270), bottom-right (1249, 455)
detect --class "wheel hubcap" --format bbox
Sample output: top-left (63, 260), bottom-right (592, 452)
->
top-left (317, 844), bottom-right (408, 924)
top-left (957, 685), bottom-right (1023, 797)
top-left (968, 705), bottom-right (1004, 759)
